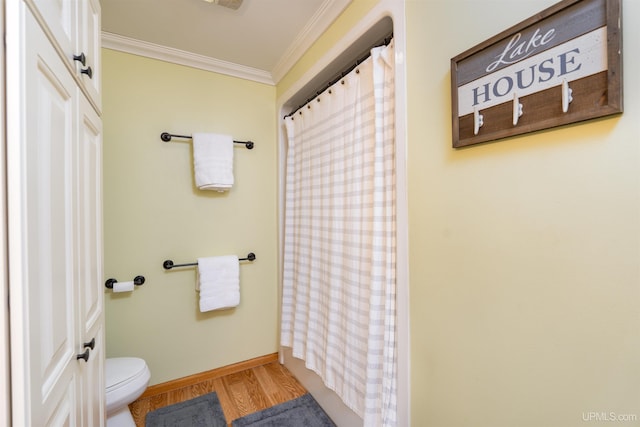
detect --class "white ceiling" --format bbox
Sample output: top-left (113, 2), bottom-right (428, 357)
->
top-left (100, 0), bottom-right (352, 84)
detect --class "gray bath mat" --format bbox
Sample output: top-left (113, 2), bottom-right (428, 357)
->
top-left (145, 391), bottom-right (226, 427)
top-left (232, 393), bottom-right (336, 427)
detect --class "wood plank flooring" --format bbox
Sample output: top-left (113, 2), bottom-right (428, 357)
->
top-left (129, 360), bottom-right (307, 426)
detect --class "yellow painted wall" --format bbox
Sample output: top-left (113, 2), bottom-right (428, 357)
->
top-left (276, 1), bottom-right (378, 98)
top-left (103, 0), bottom-right (640, 422)
top-left (406, 0), bottom-right (640, 426)
top-left (102, 50), bottom-right (278, 385)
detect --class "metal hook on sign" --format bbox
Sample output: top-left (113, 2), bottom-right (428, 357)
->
top-left (513, 92), bottom-right (524, 126)
top-left (562, 79), bottom-right (573, 113)
top-left (473, 107), bottom-right (484, 135)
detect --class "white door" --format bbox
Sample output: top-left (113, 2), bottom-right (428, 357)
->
top-left (11, 9), bottom-right (79, 425)
top-left (7, 5), bottom-right (104, 426)
top-left (76, 0), bottom-right (102, 109)
top-left (77, 94), bottom-right (105, 427)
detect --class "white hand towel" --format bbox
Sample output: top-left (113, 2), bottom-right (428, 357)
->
top-left (197, 255), bottom-right (240, 312)
top-left (192, 133), bottom-right (234, 191)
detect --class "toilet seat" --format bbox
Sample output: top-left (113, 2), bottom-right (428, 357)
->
top-left (106, 357), bottom-right (149, 395)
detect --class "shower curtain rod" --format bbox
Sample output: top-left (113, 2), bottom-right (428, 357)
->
top-left (283, 32), bottom-right (393, 119)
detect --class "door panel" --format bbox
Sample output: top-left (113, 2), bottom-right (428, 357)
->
top-left (21, 10), bottom-right (78, 426)
top-left (77, 92), bottom-right (105, 427)
top-left (77, 0), bottom-right (101, 108)
top-left (79, 325), bottom-right (104, 427)
top-left (78, 94), bottom-right (103, 336)
top-left (30, 0), bottom-right (76, 62)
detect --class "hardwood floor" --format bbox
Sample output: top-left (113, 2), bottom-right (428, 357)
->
top-left (129, 358), bottom-right (307, 426)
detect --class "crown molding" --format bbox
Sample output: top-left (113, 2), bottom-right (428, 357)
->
top-left (101, 0), bottom-right (351, 86)
top-left (101, 32), bottom-right (275, 85)
top-left (271, 0), bottom-right (353, 84)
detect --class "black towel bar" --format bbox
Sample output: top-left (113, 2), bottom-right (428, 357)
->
top-left (161, 132), bottom-right (254, 149)
top-left (163, 252), bottom-right (256, 270)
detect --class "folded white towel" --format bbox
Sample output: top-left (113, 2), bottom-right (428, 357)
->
top-left (192, 133), bottom-right (234, 191)
top-left (197, 255), bottom-right (240, 312)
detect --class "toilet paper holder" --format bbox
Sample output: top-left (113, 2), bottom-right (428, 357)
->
top-left (105, 275), bottom-right (146, 289)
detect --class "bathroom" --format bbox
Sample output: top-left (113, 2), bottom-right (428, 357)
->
top-left (2, 0), bottom-right (638, 426)
top-left (103, 0), bottom-right (639, 425)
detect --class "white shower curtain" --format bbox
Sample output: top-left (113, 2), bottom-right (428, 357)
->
top-left (281, 41), bottom-right (396, 427)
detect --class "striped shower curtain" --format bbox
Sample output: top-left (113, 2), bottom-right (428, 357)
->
top-left (281, 41), bottom-right (396, 427)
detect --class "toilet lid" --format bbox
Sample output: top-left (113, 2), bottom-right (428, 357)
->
top-left (106, 357), bottom-right (148, 390)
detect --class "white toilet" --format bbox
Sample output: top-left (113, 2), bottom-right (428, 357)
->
top-left (106, 357), bottom-right (151, 427)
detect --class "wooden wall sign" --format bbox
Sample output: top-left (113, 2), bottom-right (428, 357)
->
top-left (451, 0), bottom-right (623, 148)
